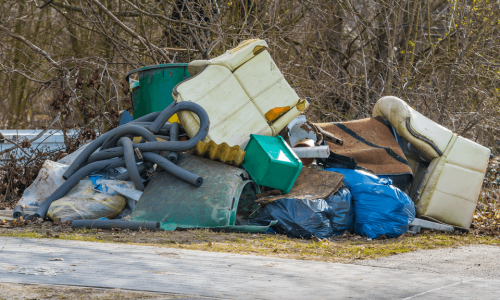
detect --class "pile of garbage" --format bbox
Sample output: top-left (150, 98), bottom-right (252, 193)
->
top-left (9, 39), bottom-right (491, 239)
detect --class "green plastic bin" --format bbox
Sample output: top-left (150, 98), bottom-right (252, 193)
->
top-left (243, 135), bottom-right (302, 194)
top-left (125, 64), bottom-right (190, 119)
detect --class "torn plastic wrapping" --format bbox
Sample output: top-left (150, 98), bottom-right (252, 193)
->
top-left (249, 187), bottom-right (353, 239)
top-left (17, 143), bottom-right (95, 209)
top-left (89, 176), bottom-right (143, 210)
top-left (16, 158), bottom-right (142, 219)
top-left (16, 160), bottom-right (69, 209)
top-left (47, 180), bottom-right (126, 222)
top-left (325, 168), bottom-right (415, 239)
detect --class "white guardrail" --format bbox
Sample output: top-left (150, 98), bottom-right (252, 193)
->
top-left (0, 129), bottom-right (80, 160)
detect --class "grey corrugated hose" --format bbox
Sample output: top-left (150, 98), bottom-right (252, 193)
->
top-left (22, 101), bottom-right (210, 220)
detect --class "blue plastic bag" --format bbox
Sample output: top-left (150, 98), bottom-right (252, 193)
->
top-left (325, 168), bottom-right (415, 239)
top-left (249, 187), bottom-right (353, 239)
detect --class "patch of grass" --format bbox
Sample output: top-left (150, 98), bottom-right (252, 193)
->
top-left (1, 224), bottom-right (499, 263)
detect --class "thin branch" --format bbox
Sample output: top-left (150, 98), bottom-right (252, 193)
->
top-left (88, 0), bottom-right (171, 63)
top-left (122, 0), bottom-right (218, 34)
top-left (39, 0), bottom-right (140, 17)
top-left (0, 135), bottom-right (31, 157)
top-left (0, 24), bottom-right (64, 71)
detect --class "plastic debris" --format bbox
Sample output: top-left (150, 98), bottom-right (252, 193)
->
top-left (131, 154), bottom-right (261, 231)
top-left (47, 190), bottom-right (126, 222)
top-left (192, 140), bottom-right (246, 167)
top-left (15, 159), bottom-right (142, 221)
top-left (243, 134), bottom-right (302, 194)
top-left (291, 145), bottom-right (330, 158)
top-left (326, 168), bottom-right (415, 239)
top-left (174, 39), bottom-right (309, 148)
top-left (249, 187), bottom-right (353, 239)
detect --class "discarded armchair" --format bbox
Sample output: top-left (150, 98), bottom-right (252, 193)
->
top-left (373, 96), bottom-right (490, 229)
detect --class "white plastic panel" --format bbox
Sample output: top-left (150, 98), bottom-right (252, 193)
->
top-left (208, 101), bottom-right (271, 147)
top-left (446, 136), bottom-right (490, 173)
top-left (234, 51), bottom-right (299, 117)
top-left (211, 39), bottom-right (268, 71)
top-left (424, 190), bottom-right (477, 228)
top-left (434, 163), bottom-right (484, 202)
top-left (188, 76), bottom-right (251, 129)
top-left (175, 65), bottom-right (233, 102)
top-left (177, 39), bottom-right (301, 147)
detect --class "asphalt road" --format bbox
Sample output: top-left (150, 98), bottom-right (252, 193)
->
top-left (0, 237), bottom-right (499, 299)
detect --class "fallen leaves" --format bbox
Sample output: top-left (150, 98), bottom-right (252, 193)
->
top-left (474, 156), bottom-right (500, 235)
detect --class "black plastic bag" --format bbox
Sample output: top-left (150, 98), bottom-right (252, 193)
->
top-left (249, 187), bottom-right (353, 239)
top-left (323, 187), bottom-right (353, 235)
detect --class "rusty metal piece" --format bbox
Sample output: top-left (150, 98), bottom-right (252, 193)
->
top-left (286, 115), bottom-right (317, 147)
top-left (192, 140), bottom-right (246, 167)
top-left (314, 125), bottom-right (343, 146)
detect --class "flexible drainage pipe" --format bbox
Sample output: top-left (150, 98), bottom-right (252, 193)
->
top-left (168, 122), bottom-right (179, 164)
top-left (100, 124), bottom-right (157, 151)
top-left (118, 137), bottom-right (145, 191)
top-left (115, 162), bottom-right (149, 181)
top-left (27, 101), bottom-right (209, 220)
top-left (72, 219), bottom-right (160, 231)
top-left (142, 152), bottom-right (203, 187)
top-left (61, 131), bottom-right (114, 180)
top-left (13, 205), bottom-right (23, 219)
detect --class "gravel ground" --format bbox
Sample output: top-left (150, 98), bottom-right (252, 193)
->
top-left (355, 245), bottom-right (500, 279)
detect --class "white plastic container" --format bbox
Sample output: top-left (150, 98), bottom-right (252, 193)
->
top-left (174, 39), bottom-right (309, 148)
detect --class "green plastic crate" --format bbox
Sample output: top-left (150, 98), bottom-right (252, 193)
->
top-left (243, 134), bottom-right (302, 194)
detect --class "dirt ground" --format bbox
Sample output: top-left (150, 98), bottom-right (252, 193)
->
top-left (0, 282), bottom-right (184, 300)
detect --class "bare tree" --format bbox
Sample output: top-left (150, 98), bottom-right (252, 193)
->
top-left (0, 0), bottom-right (498, 149)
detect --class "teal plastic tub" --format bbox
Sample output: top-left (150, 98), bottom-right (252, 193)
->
top-left (243, 135), bottom-right (302, 194)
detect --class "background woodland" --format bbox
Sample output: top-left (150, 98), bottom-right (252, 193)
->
top-left (1, 0), bottom-right (499, 149)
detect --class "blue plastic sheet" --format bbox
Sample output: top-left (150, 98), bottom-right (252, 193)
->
top-left (249, 187), bottom-right (353, 239)
top-left (325, 168), bottom-right (415, 239)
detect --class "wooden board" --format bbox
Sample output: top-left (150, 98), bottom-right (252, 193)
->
top-left (256, 167), bottom-right (344, 203)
